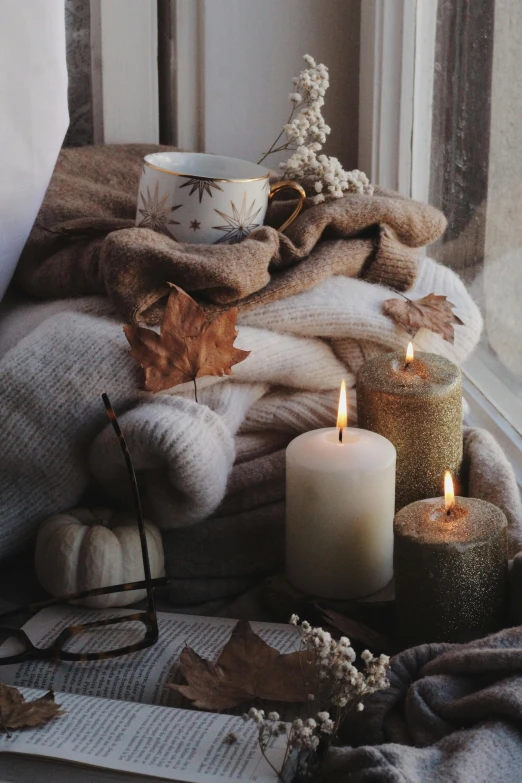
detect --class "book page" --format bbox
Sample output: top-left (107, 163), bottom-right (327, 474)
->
top-left (0, 688), bottom-right (287, 783)
top-left (0, 608), bottom-right (299, 706)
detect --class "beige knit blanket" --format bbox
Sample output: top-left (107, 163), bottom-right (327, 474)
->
top-left (0, 253), bottom-right (482, 573)
top-left (15, 145), bottom-right (446, 324)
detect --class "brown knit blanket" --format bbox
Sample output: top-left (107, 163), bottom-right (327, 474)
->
top-left (15, 145), bottom-right (447, 324)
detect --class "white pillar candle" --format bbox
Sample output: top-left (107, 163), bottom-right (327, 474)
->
top-left (285, 383), bottom-right (396, 599)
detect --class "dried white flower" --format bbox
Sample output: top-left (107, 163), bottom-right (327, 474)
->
top-left (321, 718), bottom-right (335, 734)
top-left (289, 615), bottom-right (390, 711)
top-left (245, 613), bottom-right (391, 778)
top-left (258, 54), bottom-right (373, 201)
top-left (247, 582), bottom-right (389, 777)
top-left (248, 707), bottom-right (265, 724)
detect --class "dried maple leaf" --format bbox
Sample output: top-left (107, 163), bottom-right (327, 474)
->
top-left (382, 293), bottom-right (464, 344)
top-left (0, 683), bottom-right (64, 735)
top-left (167, 619), bottom-right (318, 711)
top-left (124, 284), bottom-right (250, 393)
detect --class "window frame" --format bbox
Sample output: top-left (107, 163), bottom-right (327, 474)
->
top-left (359, 0), bottom-right (522, 486)
top-left (90, 0), bottom-right (159, 144)
top-left (156, 0), bottom-right (204, 150)
top-left (358, 0), bottom-right (437, 202)
top-left (89, 0), bottom-right (521, 481)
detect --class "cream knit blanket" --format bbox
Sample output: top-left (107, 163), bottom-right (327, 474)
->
top-left (0, 256), bottom-right (482, 561)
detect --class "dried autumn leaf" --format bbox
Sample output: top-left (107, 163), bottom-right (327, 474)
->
top-left (167, 619), bottom-right (317, 711)
top-left (382, 293), bottom-right (464, 344)
top-left (0, 683), bottom-right (65, 734)
top-left (124, 284), bottom-right (250, 393)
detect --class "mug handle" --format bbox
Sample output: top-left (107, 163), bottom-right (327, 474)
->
top-left (268, 180), bottom-right (306, 233)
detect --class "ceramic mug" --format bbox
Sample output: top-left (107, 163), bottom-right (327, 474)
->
top-left (136, 151), bottom-right (306, 244)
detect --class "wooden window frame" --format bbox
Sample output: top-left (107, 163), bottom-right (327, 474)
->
top-left (157, 0), bottom-right (204, 150)
top-left (359, 0), bottom-right (522, 485)
top-left (358, 0), bottom-right (437, 202)
top-left (90, 0), bottom-right (159, 145)
top-left (88, 0), bottom-right (522, 481)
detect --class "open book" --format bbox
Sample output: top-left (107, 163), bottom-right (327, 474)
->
top-left (0, 607), bottom-right (299, 783)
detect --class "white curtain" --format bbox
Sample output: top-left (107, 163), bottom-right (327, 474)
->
top-left (0, 0), bottom-right (68, 300)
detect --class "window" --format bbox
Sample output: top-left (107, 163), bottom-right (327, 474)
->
top-left (360, 0), bottom-right (522, 481)
top-left (68, 0), bottom-right (522, 476)
top-left (430, 0), bottom-right (522, 436)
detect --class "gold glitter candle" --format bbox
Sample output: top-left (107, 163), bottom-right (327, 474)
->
top-left (394, 477), bottom-right (508, 646)
top-left (356, 347), bottom-right (462, 511)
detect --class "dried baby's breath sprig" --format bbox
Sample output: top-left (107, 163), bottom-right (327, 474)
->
top-left (296, 619), bottom-right (390, 710)
top-left (258, 54), bottom-right (373, 204)
top-left (246, 614), bottom-right (390, 781)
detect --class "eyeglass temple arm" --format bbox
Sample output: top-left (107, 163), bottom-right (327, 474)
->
top-left (101, 394), bottom-right (154, 595)
top-left (0, 577), bottom-right (170, 622)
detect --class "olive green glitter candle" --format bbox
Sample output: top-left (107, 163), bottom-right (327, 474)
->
top-left (356, 350), bottom-right (462, 511)
top-left (394, 496), bottom-right (508, 645)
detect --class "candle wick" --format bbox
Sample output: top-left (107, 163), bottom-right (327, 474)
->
top-left (404, 361), bottom-right (411, 370)
top-left (339, 427), bottom-right (343, 443)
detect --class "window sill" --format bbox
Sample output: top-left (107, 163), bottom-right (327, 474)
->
top-left (463, 370), bottom-right (522, 489)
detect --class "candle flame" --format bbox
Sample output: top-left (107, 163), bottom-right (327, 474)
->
top-left (405, 341), bottom-right (414, 364)
top-left (337, 379), bottom-right (348, 437)
top-left (444, 470), bottom-right (455, 512)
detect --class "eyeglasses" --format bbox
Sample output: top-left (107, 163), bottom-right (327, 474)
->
top-left (0, 393), bottom-right (168, 665)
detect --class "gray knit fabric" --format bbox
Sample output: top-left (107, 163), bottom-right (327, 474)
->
top-left (465, 426), bottom-right (522, 556)
top-left (322, 625), bottom-right (522, 783)
top-left (0, 311), bottom-right (235, 556)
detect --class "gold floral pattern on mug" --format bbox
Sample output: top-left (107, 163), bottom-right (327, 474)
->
top-left (179, 177), bottom-right (224, 203)
top-left (136, 152), bottom-right (305, 245)
top-left (137, 182), bottom-right (182, 237)
top-left (212, 193), bottom-right (263, 244)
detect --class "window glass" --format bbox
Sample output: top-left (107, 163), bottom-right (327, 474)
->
top-left (429, 0), bottom-right (522, 432)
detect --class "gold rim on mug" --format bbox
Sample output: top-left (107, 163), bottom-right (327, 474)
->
top-left (144, 160), bottom-right (270, 183)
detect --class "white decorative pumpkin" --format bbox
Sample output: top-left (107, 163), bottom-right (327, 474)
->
top-left (35, 508), bottom-right (165, 608)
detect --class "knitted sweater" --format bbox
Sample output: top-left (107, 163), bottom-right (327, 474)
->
top-left (15, 144), bottom-right (446, 324)
top-left (0, 256), bottom-right (482, 560)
